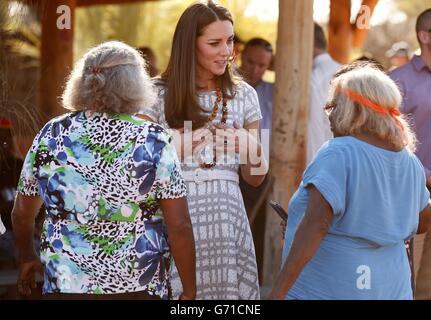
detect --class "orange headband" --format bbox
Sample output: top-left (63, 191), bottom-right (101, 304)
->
top-left (336, 87), bottom-right (403, 129)
top-left (0, 117), bottom-right (12, 129)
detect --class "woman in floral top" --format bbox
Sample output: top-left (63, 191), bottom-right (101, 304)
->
top-left (12, 41), bottom-right (196, 300)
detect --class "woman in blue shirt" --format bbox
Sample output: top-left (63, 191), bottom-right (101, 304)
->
top-left (269, 64), bottom-right (431, 300)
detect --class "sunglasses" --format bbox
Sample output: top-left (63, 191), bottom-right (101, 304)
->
top-left (324, 102), bottom-right (336, 115)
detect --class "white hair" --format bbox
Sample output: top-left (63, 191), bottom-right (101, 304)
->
top-left (62, 41), bottom-right (156, 114)
top-left (327, 66), bottom-right (416, 151)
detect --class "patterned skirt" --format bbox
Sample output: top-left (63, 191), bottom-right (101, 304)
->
top-left (169, 175), bottom-right (260, 300)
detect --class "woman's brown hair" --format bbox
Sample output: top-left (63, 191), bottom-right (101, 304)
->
top-left (161, 0), bottom-right (238, 129)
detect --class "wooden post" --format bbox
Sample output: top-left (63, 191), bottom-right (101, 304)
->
top-left (262, 0), bottom-right (313, 286)
top-left (40, 0), bottom-right (75, 121)
top-left (328, 0), bottom-right (351, 64)
top-left (328, 0), bottom-right (378, 63)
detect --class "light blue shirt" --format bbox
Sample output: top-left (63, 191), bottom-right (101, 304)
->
top-left (283, 136), bottom-right (429, 300)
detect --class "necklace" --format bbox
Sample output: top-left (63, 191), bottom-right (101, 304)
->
top-left (206, 87), bottom-right (228, 123)
top-left (199, 88), bottom-right (228, 169)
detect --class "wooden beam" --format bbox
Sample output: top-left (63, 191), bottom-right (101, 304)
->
top-left (76, 0), bottom-right (157, 6)
top-left (328, 0), bottom-right (351, 64)
top-left (328, 0), bottom-right (379, 63)
top-left (39, 0), bottom-right (75, 120)
top-left (352, 0), bottom-right (378, 48)
top-left (20, 0), bottom-right (158, 7)
top-left (262, 0), bottom-right (314, 286)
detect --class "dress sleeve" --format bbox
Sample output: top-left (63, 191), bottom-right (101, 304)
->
top-left (243, 83), bottom-right (263, 126)
top-left (302, 147), bottom-right (347, 218)
top-left (153, 130), bottom-right (187, 200)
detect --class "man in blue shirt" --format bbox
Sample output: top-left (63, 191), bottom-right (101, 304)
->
top-left (239, 38), bottom-right (274, 282)
top-left (389, 8), bottom-right (431, 300)
top-left (240, 37), bottom-right (274, 149)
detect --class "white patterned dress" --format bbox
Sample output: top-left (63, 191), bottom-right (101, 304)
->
top-left (141, 81), bottom-right (262, 299)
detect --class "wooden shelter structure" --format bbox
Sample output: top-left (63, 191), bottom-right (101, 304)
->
top-left (22, 0), bottom-right (159, 121)
top-left (12, 0), bottom-right (376, 290)
top-left (328, 0), bottom-right (379, 63)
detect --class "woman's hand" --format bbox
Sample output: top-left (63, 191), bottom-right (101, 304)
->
top-left (211, 121), bottom-right (258, 162)
top-left (170, 127), bottom-right (213, 161)
top-left (211, 121), bottom-right (267, 187)
top-left (17, 256), bottom-right (43, 296)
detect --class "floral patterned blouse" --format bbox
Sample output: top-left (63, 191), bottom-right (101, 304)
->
top-left (18, 111), bottom-right (187, 299)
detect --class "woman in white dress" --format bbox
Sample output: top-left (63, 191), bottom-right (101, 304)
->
top-left (140, 1), bottom-right (268, 300)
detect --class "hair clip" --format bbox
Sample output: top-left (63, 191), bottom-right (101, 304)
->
top-left (92, 67), bottom-right (102, 74)
top-left (87, 66), bottom-right (102, 75)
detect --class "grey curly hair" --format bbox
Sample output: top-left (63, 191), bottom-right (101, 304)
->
top-left (62, 41), bottom-right (156, 114)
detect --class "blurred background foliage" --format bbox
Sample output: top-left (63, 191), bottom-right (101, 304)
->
top-left (73, 0), bottom-right (278, 70)
top-left (2, 0), bottom-right (430, 71)
top-left (0, 0), bottom-right (430, 126)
